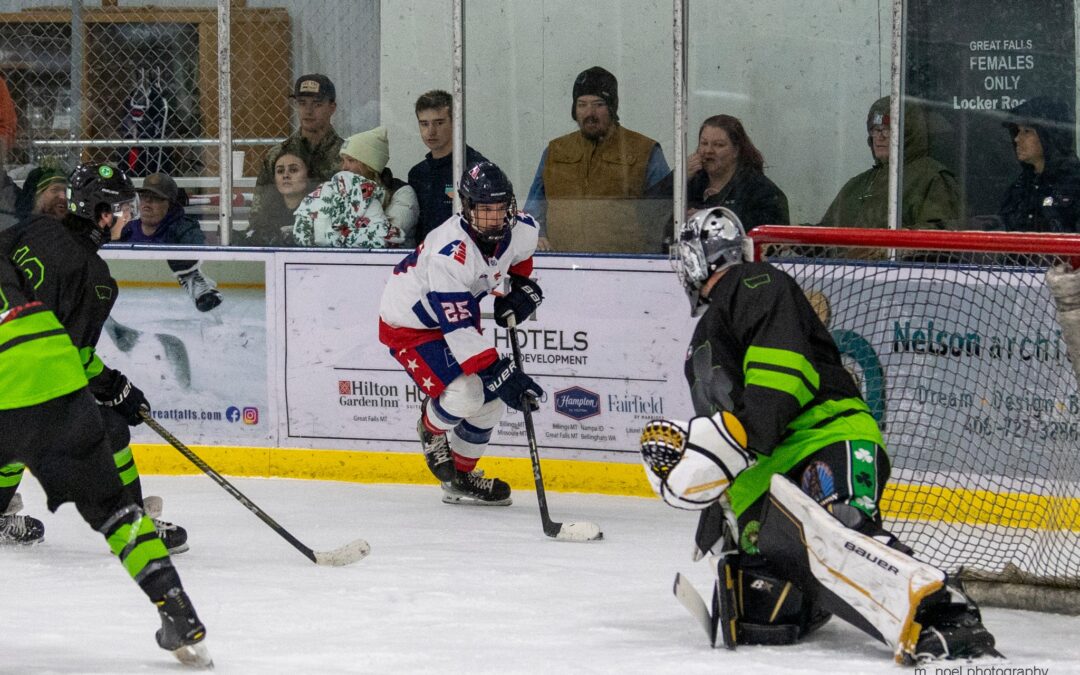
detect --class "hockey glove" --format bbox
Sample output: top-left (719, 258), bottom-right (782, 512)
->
top-left (479, 356), bottom-right (544, 412)
top-left (95, 371), bottom-right (151, 426)
top-left (493, 275), bottom-right (543, 328)
top-left (639, 411), bottom-right (753, 510)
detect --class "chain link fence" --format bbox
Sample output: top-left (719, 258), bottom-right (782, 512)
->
top-left (0, 0), bottom-right (383, 242)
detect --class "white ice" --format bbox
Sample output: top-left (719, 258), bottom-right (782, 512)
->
top-left (5, 476), bottom-right (1079, 674)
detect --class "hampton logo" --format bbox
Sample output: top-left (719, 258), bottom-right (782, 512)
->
top-left (553, 386), bottom-right (600, 421)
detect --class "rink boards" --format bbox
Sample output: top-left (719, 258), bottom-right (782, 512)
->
top-left (97, 246), bottom-right (1080, 532)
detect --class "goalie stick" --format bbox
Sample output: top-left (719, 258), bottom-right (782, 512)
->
top-left (140, 411), bottom-right (369, 566)
top-left (506, 316), bottom-right (603, 542)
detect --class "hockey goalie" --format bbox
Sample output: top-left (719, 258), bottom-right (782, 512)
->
top-left (640, 207), bottom-right (998, 664)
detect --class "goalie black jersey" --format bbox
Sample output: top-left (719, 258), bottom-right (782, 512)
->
top-left (685, 261), bottom-right (880, 459)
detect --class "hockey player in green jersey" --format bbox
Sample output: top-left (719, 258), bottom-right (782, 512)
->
top-left (0, 255), bottom-right (210, 667)
top-left (0, 163), bottom-right (187, 552)
top-left (639, 206), bottom-right (997, 664)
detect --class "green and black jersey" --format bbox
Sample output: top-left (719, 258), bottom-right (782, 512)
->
top-left (0, 258), bottom-right (87, 410)
top-left (0, 215), bottom-right (119, 390)
top-left (685, 261), bottom-right (884, 516)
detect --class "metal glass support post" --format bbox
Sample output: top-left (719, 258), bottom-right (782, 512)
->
top-left (887, 0), bottom-right (907, 233)
top-left (217, 0), bottom-right (234, 245)
top-left (452, 0), bottom-right (464, 214)
top-left (673, 0), bottom-right (688, 241)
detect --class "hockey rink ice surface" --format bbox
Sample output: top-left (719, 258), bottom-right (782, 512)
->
top-left (5, 476), bottom-right (1080, 674)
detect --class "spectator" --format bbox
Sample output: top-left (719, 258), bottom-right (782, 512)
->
top-left (407, 90), bottom-right (487, 243)
top-left (0, 166), bottom-right (18, 231)
top-left (117, 173), bottom-right (223, 312)
top-left (817, 96), bottom-right (960, 230)
top-left (524, 66), bottom-right (670, 253)
top-left (14, 164), bottom-right (68, 223)
top-left (247, 74), bottom-right (344, 244)
top-left (0, 73), bottom-right (15, 164)
top-left (341, 127), bottom-right (418, 247)
top-left (650, 114), bottom-right (789, 230)
top-left (245, 142), bottom-right (314, 246)
top-left (999, 96), bottom-right (1080, 233)
top-left (292, 170), bottom-right (392, 248)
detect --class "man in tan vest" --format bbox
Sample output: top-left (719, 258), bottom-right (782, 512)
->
top-left (524, 66), bottom-right (669, 253)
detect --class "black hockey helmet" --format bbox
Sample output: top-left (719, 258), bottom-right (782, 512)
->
top-left (459, 160), bottom-right (517, 247)
top-left (673, 207), bottom-right (747, 317)
top-left (67, 162), bottom-right (138, 223)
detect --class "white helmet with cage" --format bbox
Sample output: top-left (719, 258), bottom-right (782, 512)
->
top-left (673, 206), bottom-right (748, 316)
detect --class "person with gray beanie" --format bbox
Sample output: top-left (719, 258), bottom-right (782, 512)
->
top-left (523, 65), bottom-right (670, 253)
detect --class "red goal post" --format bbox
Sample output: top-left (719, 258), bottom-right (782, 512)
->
top-left (747, 225), bottom-right (1080, 613)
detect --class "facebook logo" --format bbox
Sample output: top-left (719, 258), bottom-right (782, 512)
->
top-left (226, 406), bottom-right (241, 423)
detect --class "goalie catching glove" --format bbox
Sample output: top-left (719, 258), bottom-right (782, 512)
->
top-left (640, 412), bottom-right (753, 510)
top-left (493, 275), bottom-right (543, 328)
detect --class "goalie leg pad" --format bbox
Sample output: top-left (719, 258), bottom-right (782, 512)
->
top-left (733, 556), bottom-right (832, 646)
top-left (758, 474), bottom-right (945, 663)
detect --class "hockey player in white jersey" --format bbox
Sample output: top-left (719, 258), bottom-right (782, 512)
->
top-left (379, 160), bottom-right (544, 505)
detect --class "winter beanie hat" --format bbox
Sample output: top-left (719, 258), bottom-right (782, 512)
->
top-left (341, 127), bottom-right (390, 174)
top-left (571, 66), bottom-right (619, 122)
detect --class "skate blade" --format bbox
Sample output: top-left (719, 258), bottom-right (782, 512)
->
top-left (440, 487), bottom-right (512, 506)
top-left (172, 641), bottom-right (213, 669)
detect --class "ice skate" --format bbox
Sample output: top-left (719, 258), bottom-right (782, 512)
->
top-left (441, 468), bottom-right (512, 506)
top-left (0, 493), bottom-right (44, 545)
top-left (417, 404), bottom-right (455, 482)
top-left (911, 581), bottom-right (999, 663)
top-left (155, 587), bottom-right (212, 668)
top-left (144, 495), bottom-right (190, 554)
top-left (176, 268), bottom-right (223, 313)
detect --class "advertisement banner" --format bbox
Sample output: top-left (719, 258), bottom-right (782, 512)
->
top-left (783, 261), bottom-right (1079, 491)
top-left (282, 253), bottom-right (697, 461)
top-left (97, 257), bottom-right (272, 445)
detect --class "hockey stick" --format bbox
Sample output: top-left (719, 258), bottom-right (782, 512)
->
top-left (506, 317), bottom-right (602, 542)
top-left (139, 410), bottom-right (369, 565)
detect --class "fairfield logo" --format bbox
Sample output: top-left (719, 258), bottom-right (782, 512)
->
top-left (553, 386), bottom-right (600, 421)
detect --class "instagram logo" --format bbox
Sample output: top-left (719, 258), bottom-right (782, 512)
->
top-left (242, 407), bottom-right (259, 425)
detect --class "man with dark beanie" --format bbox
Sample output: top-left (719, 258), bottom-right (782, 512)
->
top-left (524, 66), bottom-right (669, 253)
top-left (14, 163), bottom-right (69, 222)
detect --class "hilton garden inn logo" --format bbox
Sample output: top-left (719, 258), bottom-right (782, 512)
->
top-left (554, 386), bottom-right (601, 421)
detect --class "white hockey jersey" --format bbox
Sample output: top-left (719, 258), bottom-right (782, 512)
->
top-left (378, 212), bottom-right (538, 375)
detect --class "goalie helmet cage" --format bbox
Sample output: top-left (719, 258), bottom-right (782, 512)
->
top-left (748, 225), bottom-right (1080, 615)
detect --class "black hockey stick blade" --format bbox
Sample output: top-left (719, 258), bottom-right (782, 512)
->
top-left (140, 411), bottom-right (370, 566)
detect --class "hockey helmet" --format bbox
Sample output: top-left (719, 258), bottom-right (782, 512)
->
top-left (459, 160), bottom-right (517, 247)
top-left (67, 163), bottom-right (138, 224)
top-left (674, 206), bottom-right (747, 316)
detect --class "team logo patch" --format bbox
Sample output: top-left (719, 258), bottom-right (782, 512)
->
top-left (95, 285), bottom-right (113, 300)
top-left (740, 519), bottom-right (761, 555)
top-left (437, 240), bottom-right (468, 265)
top-left (553, 386), bottom-right (600, 421)
top-left (98, 165), bottom-right (114, 178)
top-left (743, 273), bottom-right (771, 289)
top-left (801, 461), bottom-right (836, 505)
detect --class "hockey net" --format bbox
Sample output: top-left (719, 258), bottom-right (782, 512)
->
top-left (750, 226), bottom-right (1080, 612)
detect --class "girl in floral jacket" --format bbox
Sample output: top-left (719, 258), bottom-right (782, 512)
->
top-left (292, 170), bottom-right (396, 248)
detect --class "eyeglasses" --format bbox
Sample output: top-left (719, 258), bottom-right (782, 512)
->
top-left (869, 126), bottom-right (890, 138)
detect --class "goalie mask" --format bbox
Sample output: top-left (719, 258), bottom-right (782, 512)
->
top-left (459, 161), bottom-right (517, 251)
top-left (673, 206), bottom-right (747, 317)
top-left (67, 163), bottom-right (138, 246)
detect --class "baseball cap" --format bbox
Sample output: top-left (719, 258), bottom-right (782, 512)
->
top-left (290, 74), bottom-right (336, 102)
top-left (137, 173), bottom-right (178, 203)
